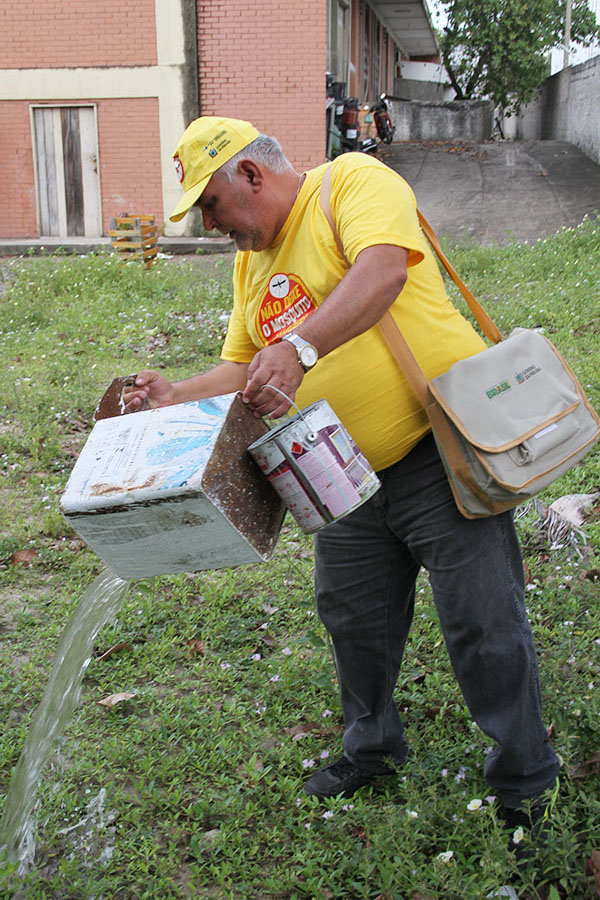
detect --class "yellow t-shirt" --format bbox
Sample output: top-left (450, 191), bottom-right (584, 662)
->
top-left (222, 152), bottom-right (486, 471)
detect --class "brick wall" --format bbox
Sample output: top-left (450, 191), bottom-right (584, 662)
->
top-left (0, 98), bottom-right (163, 237)
top-left (0, 103), bottom-right (38, 236)
top-left (98, 98), bottom-right (163, 228)
top-left (196, 1), bottom-right (326, 170)
top-left (0, 0), bottom-right (157, 68)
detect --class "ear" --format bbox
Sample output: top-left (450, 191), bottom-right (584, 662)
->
top-left (237, 159), bottom-right (264, 191)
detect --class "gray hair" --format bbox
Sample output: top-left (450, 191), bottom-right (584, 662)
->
top-left (217, 134), bottom-right (293, 181)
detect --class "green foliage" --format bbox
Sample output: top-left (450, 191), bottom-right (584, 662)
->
top-left (0, 232), bottom-right (599, 898)
top-left (440, 0), bottom-right (600, 113)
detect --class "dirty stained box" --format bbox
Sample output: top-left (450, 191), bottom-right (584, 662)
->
top-left (60, 393), bottom-right (286, 580)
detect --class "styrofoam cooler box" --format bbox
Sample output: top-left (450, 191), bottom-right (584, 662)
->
top-left (60, 393), bottom-right (286, 579)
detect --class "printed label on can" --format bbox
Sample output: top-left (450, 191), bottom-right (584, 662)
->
top-left (294, 441), bottom-right (361, 518)
top-left (269, 463), bottom-right (326, 531)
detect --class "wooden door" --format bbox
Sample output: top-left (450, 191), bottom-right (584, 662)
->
top-left (33, 106), bottom-right (101, 237)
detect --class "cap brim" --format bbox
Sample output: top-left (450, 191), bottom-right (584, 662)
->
top-left (169, 172), bottom-right (212, 222)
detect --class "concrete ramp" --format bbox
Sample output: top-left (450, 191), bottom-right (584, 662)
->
top-left (382, 139), bottom-right (600, 245)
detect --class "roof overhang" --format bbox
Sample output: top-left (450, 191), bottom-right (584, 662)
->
top-left (368, 0), bottom-right (440, 58)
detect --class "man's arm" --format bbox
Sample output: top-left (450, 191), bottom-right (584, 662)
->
top-left (123, 360), bottom-right (249, 410)
top-left (243, 243), bottom-right (408, 418)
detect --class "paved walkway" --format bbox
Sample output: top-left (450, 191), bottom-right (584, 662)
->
top-left (380, 139), bottom-right (600, 245)
top-left (0, 234), bottom-right (234, 257)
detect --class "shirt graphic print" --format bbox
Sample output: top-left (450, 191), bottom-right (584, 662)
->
top-left (255, 272), bottom-right (316, 344)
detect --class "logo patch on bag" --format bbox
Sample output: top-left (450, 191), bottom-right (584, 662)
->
top-left (515, 364), bottom-right (541, 384)
top-left (486, 381), bottom-right (511, 399)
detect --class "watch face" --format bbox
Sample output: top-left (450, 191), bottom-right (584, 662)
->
top-left (299, 345), bottom-right (318, 368)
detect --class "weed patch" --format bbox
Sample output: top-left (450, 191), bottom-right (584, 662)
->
top-left (1, 228), bottom-right (599, 899)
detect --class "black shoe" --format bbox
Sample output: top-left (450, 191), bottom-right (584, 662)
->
top-left (303, 754), bottom-right (397, 799)
top-left (503, 777), bottom-right (559, 866)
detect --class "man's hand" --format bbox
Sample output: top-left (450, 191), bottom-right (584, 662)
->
top-left (243, 342), bottom-right (304, 417)
top-left (123, 370), bottom-right (177, 410)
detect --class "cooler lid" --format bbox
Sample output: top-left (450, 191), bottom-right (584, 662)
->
top-left (60, 395), bottom-right (239, 513)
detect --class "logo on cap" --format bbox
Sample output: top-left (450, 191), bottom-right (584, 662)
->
top-left (173, 155), bottom-right (184, 184)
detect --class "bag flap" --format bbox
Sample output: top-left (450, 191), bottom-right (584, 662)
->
top-left (430, 329), bottom-right (582, 451)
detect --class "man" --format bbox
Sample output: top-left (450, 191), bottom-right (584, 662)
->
top-left (124, 116), bottom-right (559, 849)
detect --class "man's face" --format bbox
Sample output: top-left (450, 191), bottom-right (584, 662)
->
top-left (196, 170), bottom-right (269, 252)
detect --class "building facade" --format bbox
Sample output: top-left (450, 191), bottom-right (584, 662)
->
top-left (0, 0), bottom-right (437, 239)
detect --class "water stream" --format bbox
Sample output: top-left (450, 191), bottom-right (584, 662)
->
top-left (0, 568), bottom-right (130, 875)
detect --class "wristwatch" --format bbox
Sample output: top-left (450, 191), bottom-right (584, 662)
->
top-left (281, 333), bottom-right (319, 372)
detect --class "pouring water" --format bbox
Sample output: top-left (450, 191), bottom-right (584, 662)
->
top-left (0, 568), bottom-right (129, 875)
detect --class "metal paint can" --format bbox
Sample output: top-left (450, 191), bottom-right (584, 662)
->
top-left (248, 396), bottom-right (380, 534)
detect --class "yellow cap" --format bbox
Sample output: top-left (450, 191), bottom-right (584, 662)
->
top-left (169, 116), bottom-right (260, 222)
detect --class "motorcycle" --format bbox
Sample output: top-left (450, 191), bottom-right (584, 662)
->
top-left (370, 94), bottom-right (395, 144)
top-left (330, 97), bottom-right (379, 158)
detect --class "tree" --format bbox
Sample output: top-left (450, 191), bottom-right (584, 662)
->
top-left (440, 0), bottom-right (599, 114)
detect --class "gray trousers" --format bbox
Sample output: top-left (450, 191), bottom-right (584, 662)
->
top-left (314, 433), bottom-right (559, 807)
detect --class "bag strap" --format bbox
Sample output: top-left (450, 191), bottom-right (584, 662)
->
top-left (319, 164), bottom-right (503, 345)
top-left (415, 210), bottom-right (503, 345)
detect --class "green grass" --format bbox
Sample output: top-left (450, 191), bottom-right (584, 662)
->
top-left (0, 222), bottom-right (599, 900)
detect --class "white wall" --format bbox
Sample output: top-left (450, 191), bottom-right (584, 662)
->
top-left (516, 56), bottom-right (600, 164)
top-left (390, 98), bottom-right (493, 141)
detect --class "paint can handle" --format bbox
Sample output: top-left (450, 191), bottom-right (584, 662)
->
top-left (259, 385), bottom-right (317, 442)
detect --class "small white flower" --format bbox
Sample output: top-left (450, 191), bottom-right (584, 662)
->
top-left (467, 798), bottom-right (483, 811)
top-left (322, 709), bottom-right (333, 717)
top-left (441, 768), bottom-right (448, 777)
top-left (320, 750), bottom-right (330, 760)
top-left (281, 647), bottom-right (292, 656)
top-left (302, 759), bottom-right (315, 769)
top-left (512, 826), bottom-right (525, 844)
top-left (406, 810), bottom-right (419, 819)
top-left (220, 662), bottom-right (231, 670)
top-left (437, 850), bottom-right (454, 863)
top-left (485, 795), bottom-right (496, 804)
top-left (269, 674), bottom-right (280, 682)
top-left (322, 810), bottom-right (334, 820)
top-left (305, 822), bottom-right (311, 829)
top-left (252, 653), bottom-right (261, 661)
top-left (342, 803), bottom-right (354, 811)
top-left (296, 797), bottom-right (302, 807)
